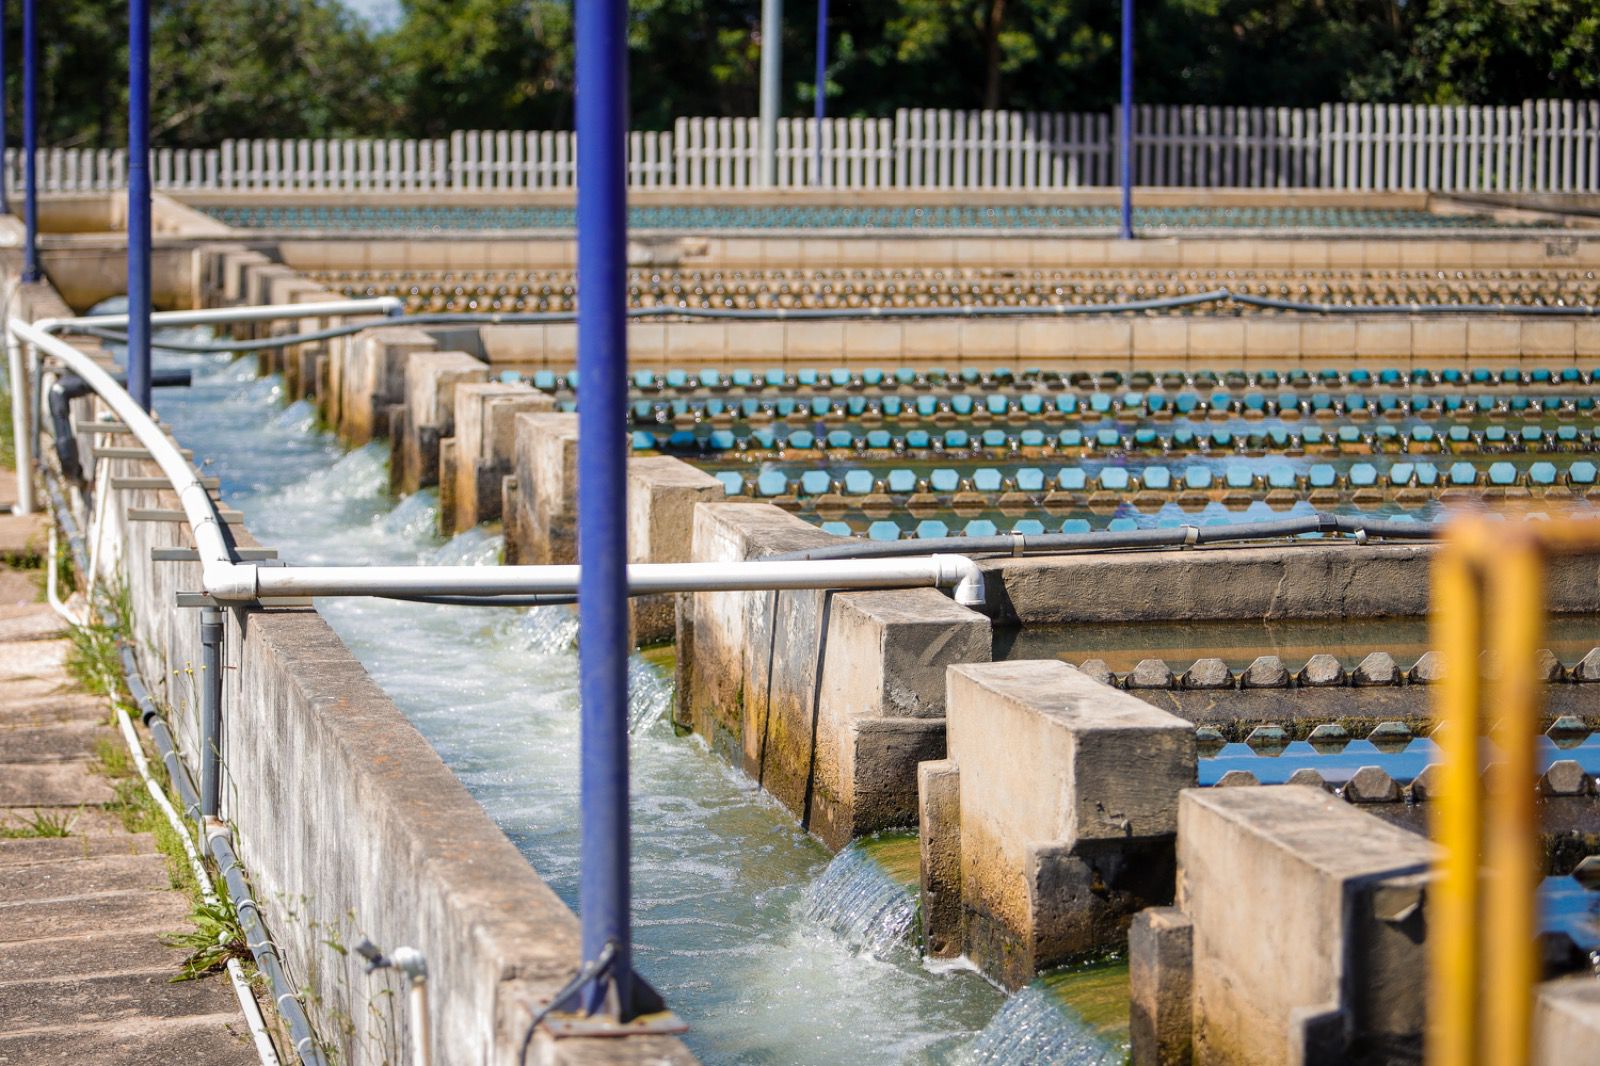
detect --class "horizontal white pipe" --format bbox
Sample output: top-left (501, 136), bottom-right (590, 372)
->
top-left (253, 556), bottom-right (986, 606)
top-left (8, 318), bottom-right (254, 599)
top-left (41, 296), bottom-right (402, 333)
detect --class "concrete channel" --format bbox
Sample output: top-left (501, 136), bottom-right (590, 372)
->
top-left (14, 189), bottom-right (1600, 1063)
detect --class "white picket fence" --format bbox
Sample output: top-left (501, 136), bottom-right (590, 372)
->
top-left (10, 99), bottom-right (1598, 193)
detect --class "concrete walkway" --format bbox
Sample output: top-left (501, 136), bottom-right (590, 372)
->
top-left (0, 469), bottom-right (256, 1063)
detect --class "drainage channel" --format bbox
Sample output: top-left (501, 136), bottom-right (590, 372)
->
top-left (132, 326), bottom-right (1123, 1064)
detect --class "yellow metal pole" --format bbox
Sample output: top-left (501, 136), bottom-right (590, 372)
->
top-left (1483, 535), bottom-right (1544, 1066)
top-left (1427, 528), bottom-right (1485, 1066)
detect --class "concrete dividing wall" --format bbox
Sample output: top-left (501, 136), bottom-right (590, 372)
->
top-left (393, 314), bottom-right (1600, 373)
top-left (925, 660), bottom-right (1194, 990)
top-left (1131, 786), bottom-right (1436, 1066)
top-left (79, 422), bottom-right (694, 1066)
top-left (392, 350), bottom-right (489, 495)
top-left (509, 412), bottom-right (580, 565)
top-left (626, 456), bottom-right (725, 644)
top-left (448, 382), bottom-right (555, 532)
top-left (677, 502), bottom-right (990, 848)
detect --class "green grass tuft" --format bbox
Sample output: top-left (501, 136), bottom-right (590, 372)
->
top-left (0, 809), bottom-right (78, 839)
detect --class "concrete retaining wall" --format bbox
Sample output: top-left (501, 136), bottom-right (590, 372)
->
top-left (924, 660), bottom-right (1194, 989)
top-left (677, 502), bottom-right (990, 848)
top-left (78, 423), bottom-right (693, 1066)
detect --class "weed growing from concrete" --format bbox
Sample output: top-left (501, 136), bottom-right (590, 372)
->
top-left (0, 809), bottom-right (78, 838)
top-left (163, 887), bottom-right (251, 982)
top-left (66, 583), bottom-right (133, 699)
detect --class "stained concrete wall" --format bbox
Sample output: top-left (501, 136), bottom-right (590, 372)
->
top-left (509, 412), bottom-right (580, 565)
top-left (930, 660), bottom-right (1195, 989)
top-left (626, 456), bottom-right (725, 645)
top-left (448, 382), bottom-right (556, 532)
top-left (1137, 785), bottom-right (1437, 1066)
top-left (678, 502), bottom-right (990, 848)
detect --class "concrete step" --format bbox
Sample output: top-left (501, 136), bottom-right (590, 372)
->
top-left (0, 640), bottom-right (69, 683)
top-left (0, 969), bottom-right (247, 1032)
top-left (0, 890), bottom-right (190, 943)
top-left (0, 809), bottom-right (128, 839)
top-left (0, 929), bottom-right (191, 984)
top-left (0, 605), bottom-right (68, 644)
top-left (0, 512), bottom-right (45, 559)
top-left (0, 1012), bottom-right (258, 1065)
top-left (0, 762), bottom-right (114, 807)
top-left (0, 854), bottom-right (174, 903)
top-left (0, 693), bottom-right (111, 729)
top-left (0, 834), bottom-right (155, 867)
top-left (0, 723), bottom-right (103, 762)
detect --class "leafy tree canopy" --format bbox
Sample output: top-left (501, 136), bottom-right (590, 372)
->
top-left (6, 0), bottom-right (1596, 147)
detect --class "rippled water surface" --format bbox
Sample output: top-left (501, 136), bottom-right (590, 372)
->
top-left (134, 334), bottom-right (1128, 1064)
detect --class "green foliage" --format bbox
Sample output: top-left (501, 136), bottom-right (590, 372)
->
top-left (64, 584), bottom-right (131, 699)
top-left (0, 809), bottom-right (77, 838)
top-left (10, 0), bottom-right (1598, 150)
top-left (163, 892), bottom-right (251, 982)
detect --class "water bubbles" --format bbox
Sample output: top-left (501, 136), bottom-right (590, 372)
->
top-left (956, 984), bottom-right (1125, 1066)
top-left (627, 656), bottom-right (674, 735)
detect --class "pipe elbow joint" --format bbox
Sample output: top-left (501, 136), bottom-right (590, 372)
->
top-left (203, 562), bottom-right (258, 604)
top-left (933, 554), bottom-right (986, 609)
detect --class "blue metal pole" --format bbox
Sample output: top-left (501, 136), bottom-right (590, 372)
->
top-left (575, 0), bottom-right (633, 1019)
top-left (127, 0), bottom-right (152, 411)
top-left (1118, 0), bottom-right (1134, 240)
top-left (813, 0), bottom-right (828, 184)
top-left (22, 0), bottom-right (38, 281)
top-left (0, 0), bottom-right (9, 216)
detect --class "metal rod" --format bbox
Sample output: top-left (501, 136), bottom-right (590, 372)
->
top-left (575, 0), bottom-right (635, 1019)
top-left (199, 606), bottom-right (223, 820)
top-left (47, 296), bottom-right (402, 332)
top-left (126, 0), bottom-right (152, 411)
top-left (813, 0), bottom-right (828, 185)
top-left (759, 0), bottom-right (782, 187)
top-left (21, 0), bottom-right (38, 281)
top-left (1118, 0), bottom-right (1134, 241)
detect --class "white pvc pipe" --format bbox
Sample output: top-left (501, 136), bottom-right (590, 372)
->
top-left (6, 325), bottom-right (32, 514)
top-left (253, 556), bottom-right (985, 607)
top-left (8, 318), bottom-right (252, 598)
top-left (42, 296), bottom-right (402, 333)
top-left (44, 525), bottom-right (84, 627)
top-left (12, 309), bottom-right (989, 610)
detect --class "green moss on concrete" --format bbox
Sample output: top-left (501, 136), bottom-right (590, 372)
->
top-left (1040, 956), bottom-right (1131, 1044)
top-left (859, 830), bottom-right (921, 890)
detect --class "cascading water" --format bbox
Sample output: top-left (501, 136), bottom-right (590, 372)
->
top-left (802, 844), bottom-right (920, 959)
top-left (958, 981), bottom-right (1128, 1066)
top-left (130, 324), bottom-right (1120, 1064)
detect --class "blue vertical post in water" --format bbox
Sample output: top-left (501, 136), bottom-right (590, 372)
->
top-left (1118, 0), bottom-right (1134, 240)
top-left (813, 0), bottom-right (828, 184)
top-left (21, 0), bottom-right (38, 281)
top-left (127, 0), bottom-right (152, 410)
top-left (575, 0), bottom-right (635, 1018)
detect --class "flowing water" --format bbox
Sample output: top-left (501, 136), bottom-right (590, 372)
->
top-left (129, 328), bottom-right (1127, 1064)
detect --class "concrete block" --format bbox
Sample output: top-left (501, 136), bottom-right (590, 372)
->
top-left (398, 350), bottom-right (489, 494)
top-left (841, 322), bottom-right (904, 362)
top-left (1243, 319), bottom-right (1300, 360)
top-left (812, 591), bottom-right (990, 848)
top-left (1522, 320), bottom-right (1577, 358)
top-left (1535, 976), bottom-right (1600, 1065)
top-left (336, 328), bottom-right (438, 445)
top-left (947, 660), bottom-right (1195, 988)
top-left (1466, 318), bottom-right (1523, 359)
top-left (510, 412), bottom-right (580, 565)
top-left (449, 383), bottom-right (555, 532)
top-left (1130, 906), bottom-right (1194, 1066)
top-left (919, 759), bottom-right (963, 959)
top-left (1354, 319), bottom-right (1411, 359)
top-left (626, 456), bottom-right (726, 645)
top-left (1178, 786), bottom-right (1437, 1065)
top-left (1067, 319), bottom-right (1133, 360)
top-left (1408, 319), bottom-right (1468, 361)
top-left (1297, 321), bottom-right (1358, 362)
top-left (1184, 321), bottom-right (1245, 364)
top-left (1132, 318), bottom-right (1190, 362)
